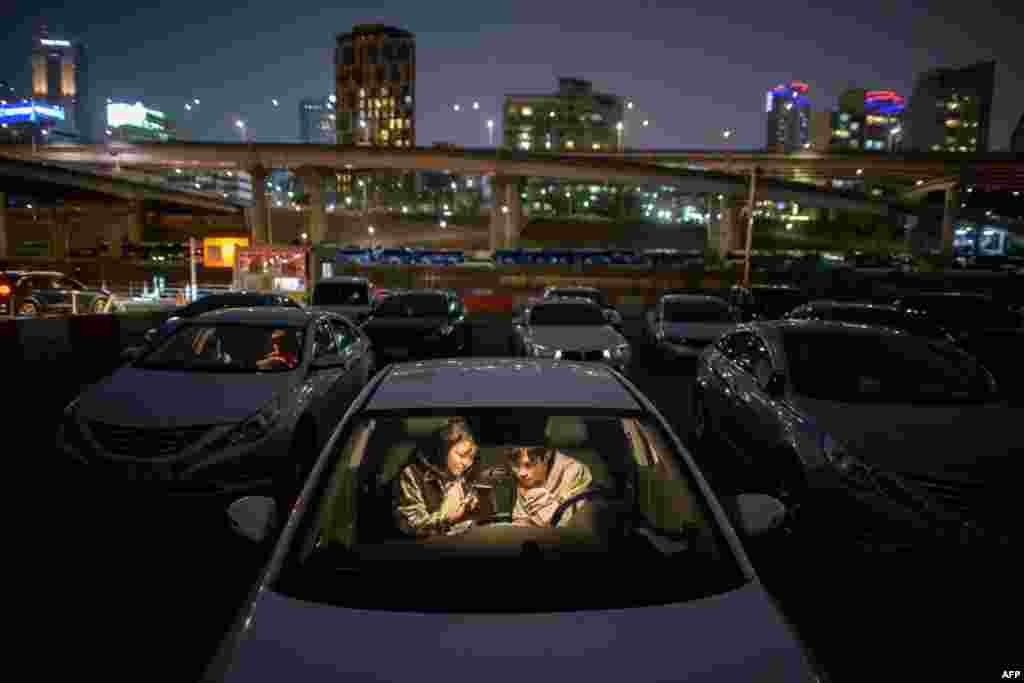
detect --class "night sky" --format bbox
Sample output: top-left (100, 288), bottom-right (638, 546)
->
top-left (3, 0), bottom-right (1023, 149)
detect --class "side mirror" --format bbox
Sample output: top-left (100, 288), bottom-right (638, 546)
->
top-left (732, 493), bottom-right (787, 537)
top-left (227, 496), bottom-right (279, 543)
top-left (120, 347), bottom-right (143, 363)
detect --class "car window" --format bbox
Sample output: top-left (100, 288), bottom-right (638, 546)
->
top-left (274, 411), bottom-right (745, 613)
top-left (529, 303), bottom-right (606, 326)
top-left (314, 321), bottom-right (338, 358)
top-left (329, 318), bottom-right (357, 352)
top-left (30, 276), bottom-right (57, 289)
top-left (662, 299), bottom-right (735, 323)
top-left (781, 330), bottom-right (997, 403)
top-left (56, 277), bottom-right (82, 290)
top-left (314, 282), bottom-right (370, 306)
top-left (138, 324), bottom-right (305, 372)
top-left (373, 293), bottom-right (448, 317)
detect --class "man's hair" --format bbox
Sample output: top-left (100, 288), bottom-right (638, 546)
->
top-left (504, 446), bottom-right (555, 466)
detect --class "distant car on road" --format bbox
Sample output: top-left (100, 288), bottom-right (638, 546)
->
top-left (644, 294), bottom-right (741, 359)
top-left (692, 320), bottom-right (1017, 552)
top-left (542, 286), bottom-right (622, 327)
top-left (1, 270), bottom-right (114, 317)
top-left (203, 359), bottom-right (825, 683)
top-left (61, 307), bottom-right (375, 505)
top-left (310, 276), bottom-right (376, 324)
top-left (143, 291), bottom-right (304, 346)
top-left (513, 298), bottom-right (631, 372)
top-left (360, 289), bottom-right (470, 367)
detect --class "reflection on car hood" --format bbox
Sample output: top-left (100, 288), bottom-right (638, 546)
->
top-left (220, 583), bottom-right (814, 683)
top-left (525, 326), bottom-right (626, 350)
top-left (309, 304), bottom-right (372, 319)
top-left (660, 322), bottom-right (736, 340)
top-left (789, 395), bottom-right (1021, 481)
top-left (77, 369), bottom-right (298, 428)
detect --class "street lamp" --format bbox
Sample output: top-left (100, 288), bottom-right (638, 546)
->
top-left (235, 119), bottom-right (246, 141)
top-left (472, 101), bottom-right (480, 110)
top-left (453, 104), bottom-right (461, 112)
top-left (486, 119), bottom-right (494, 146)
top-left (616, 121), bottom-right (625, 151)
top-left (272, 99), bottom-right (279, 107)
top-left (440, 220), bottom-right (447, 228)
top-left (368, 225), bottom-right (375, 248)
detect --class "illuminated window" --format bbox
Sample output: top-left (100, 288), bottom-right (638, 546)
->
top-left (519, 141), bottom-right (531, 150)
top-left (592, 143), bottom-right (601, 150)
top-left (521, 106), bottom-right (533, 117)
top-left (565, 140), bottom-right (575, 149)
top-left (945, 119), bottom-right (961, 128)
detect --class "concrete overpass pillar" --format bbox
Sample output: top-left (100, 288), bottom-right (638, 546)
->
top-left (249, 165), bottom-right (269, 245)
top-left (706, 195), bottom-right (744, 260)
top-left (0, 192), bottom-right (6, 259)
top-left (489, 177), bottom-right (522, 249)
top-left (299, 167), bottom-right (328, 244)
top-left (107, 210), bottom-right (126, 260)
top-left (941, 183), bottom-right (960, 259)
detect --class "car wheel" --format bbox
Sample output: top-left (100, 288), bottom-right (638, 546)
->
top-left (18, 301), bottom-right (39, 317)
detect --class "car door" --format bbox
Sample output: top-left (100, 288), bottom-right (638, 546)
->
top-left (701, 332), bottom-right (741, 439)
top-left (713, 331), bottom-right (760, 454)
top-left (730, 333), bottom-right (785, 462)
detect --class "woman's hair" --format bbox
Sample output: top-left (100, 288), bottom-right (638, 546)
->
top-left (429, 417), bottom-right (479, 469)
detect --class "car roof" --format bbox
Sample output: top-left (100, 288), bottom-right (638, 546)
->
top-left (4, 270), bottom-right (66, 277)
top-left (193, 307), bottom-right (314, 326)
top-left (546, 286), bottom-right (600, 293)
top-left (753, 319), bottom-right (909, 339)
top-left (805, 300), bottom-right (900, 311)
top-left (661, 294), bottom-right (730, 304)
top-left (531, 297), bottom-right (599, 306)
top-left (365, 359), bottom-right (643, 411)
top-left (379, 288), bottom-right (452, 297)
top-left (317, 276), bottom-right (370, 284)
top-left (898, 291), bottom-right (993, 301)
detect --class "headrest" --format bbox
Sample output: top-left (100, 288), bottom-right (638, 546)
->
top-left (402, 417), bottom-right (453, 439)
top-left (545, 417), bottom-right (588, 448)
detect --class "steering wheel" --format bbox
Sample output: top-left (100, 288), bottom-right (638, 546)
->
top-left (550, 486), bottom-right (619, 528)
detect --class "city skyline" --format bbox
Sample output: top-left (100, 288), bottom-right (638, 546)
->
top-left (3, 0), bottom-right (1023, 150)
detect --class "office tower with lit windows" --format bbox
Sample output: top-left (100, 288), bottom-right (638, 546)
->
top-left (503, 78), bottom-right (624, 152)
top-left (765, 81), bottom-right (811, 152)
top-left (1011, 113), bottom-right (1023, 153)
top-left (335, 24), bottom-right (415, 147)
top-left (830, 89), bottom-right (905, 151)
top-left (299, 96), bottom-right (337, 144)
top-left (106, 101), bottom-right (175, 142)
top-left (31, 26), bottom-right (91, 142)
top-left (905, 60), bottom-right (995, 153)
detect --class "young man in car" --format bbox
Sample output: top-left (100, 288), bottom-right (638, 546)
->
top-left (394, 418), bottom-right (492, 536)
top-left (506, 446), bottom-right (593, 528)
top-left (257, 328), bottom-right (301, 370)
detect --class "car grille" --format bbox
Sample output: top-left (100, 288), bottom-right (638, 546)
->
top-left (88, 422), bottom-right (212, 458)
top-left (560, 349), bottom-right (606, 362)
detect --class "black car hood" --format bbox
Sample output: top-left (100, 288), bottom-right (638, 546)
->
top-left (362, 316), bottom-right (451, 340)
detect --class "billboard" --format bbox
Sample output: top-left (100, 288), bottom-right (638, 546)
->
top-left (107, 102), bottom-right (168, 132)
top-left (0, 100), bottom-right (65, 124)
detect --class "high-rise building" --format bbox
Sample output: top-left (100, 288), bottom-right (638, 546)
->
top-left (831, 89), bottom-right (905, 152)
top-left (0, 98), bottom-right (70, 144)
top-left (765, 81), bottom-right (811, 152)
top-left (299, 96), bottom-right (338, 144)
top-left (503, 78), bottom-right (624, 152)
top-left (335, 24), bottom-right (416, 147)
top-left (31, 25), bottom-right (91, 142)
top-left (105, 101), bottom-right (175, 142)
top-left (905, 60), bottom-right (996, 153)
top-left (1011, 114), bottom-right (1023, 152)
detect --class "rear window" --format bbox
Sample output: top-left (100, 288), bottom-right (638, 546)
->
top-left (663, 300), bottom-right (734, 323)
top-left (314, 282), bottom-right (370, 306)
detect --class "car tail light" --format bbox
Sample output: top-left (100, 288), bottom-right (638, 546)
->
top-left (0, 284), bottom-right (11, 297)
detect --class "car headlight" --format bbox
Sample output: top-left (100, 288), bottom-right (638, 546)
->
top-left (603, 343), bottom-right (631, 360)
top-left (528, 343), bottom-right (561, 359)
top-left (211, 396), bottom-right (284, 450)
top-left (822, 433), bottom-right (874, 488)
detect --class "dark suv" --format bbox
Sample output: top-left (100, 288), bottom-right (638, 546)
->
top-left (1, 270), bottom-right (113, 317)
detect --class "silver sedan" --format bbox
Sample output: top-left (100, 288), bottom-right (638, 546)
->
top-left (512, 298), bottom-right (631, 371)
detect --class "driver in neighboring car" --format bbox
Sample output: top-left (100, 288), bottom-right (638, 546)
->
top-left (257, 328), bottom-right (300, 370)
top-left (506, 446), bottom-right (593, 527)
top-left (395, 418), bottom-right (492, 536)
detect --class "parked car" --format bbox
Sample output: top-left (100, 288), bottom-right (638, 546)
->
top-left (142, 291), bottom-right (304, 346)
top-left (542, 286), bottom-right (623, 327)
top-left (203, 359), bottom-right (826, 682)
top-left (783, 300), bottom-right (957, 343)
top-left (2, 270), bottom-right (114, 317)
top-left (692, 320), bottom-right (1017, 552)
top-left (360, 289), bottom-right (470, 367)
top-left (730, 284), bottom-right (809, 322)
top-left (644, 294), bottom-right (742, 359)
top-left (890, 291), bottom-right (1023, 342)
top-left (309, 276), bottom-right (376, 324)
top-left (512, 298), bottom-right (631, 372)
top-left (60, 307), bottom-right (375, 505)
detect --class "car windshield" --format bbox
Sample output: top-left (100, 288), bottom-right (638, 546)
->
top-left (530, 304), bottom-right (606, 326)
top-left (137, 323), bottom-right (306, 372)
top-left (754, 290), bottom-right (807, 318)
top-left (549, 290), bottom-right (606, 306)
top-left (782, 330), bottom-right (998, 403)
top-left (663, 300), bottom-right (734, 323)
top-left (273, 411), bottom-right (745, 613)
top-left (374, 294), bottom-right (449, 317)
top-left (314, 282), bottom-right (370, 306)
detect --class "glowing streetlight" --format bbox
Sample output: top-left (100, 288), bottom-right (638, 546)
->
top-left (501, 205), bottom-right (509, 214)
top-left (194, 99), bottom-right (200, 105)
top-left (453, 104), bottom-right (461, 112)
top-left (184, 103), bottom-right (192, 111)
top-left (105, 129), bottom-right (112, 136)
top-left (723, 129), bottom-right (732, 139)
top-left (301, 233), bottom-right (308, 240)
top-left (272, 99), bottom-right (279, 107)
top-left (235, 119), bottom-right (246, 129)
top-left (486, 119), bottom-right (494, 146)
top-left (856, 168), bottom-right (864, 175)
top-left (345, 196), bottom-right (353, 205)
top-left (786, 223), bottom-right (794, 231)
top-left (627, 101), bottom-right (634, 110)
top-left (472, 101), bottom-right (480, 110)
top-left (440, 220), bottom-right (447, 228)
top-left (642, 119), bottom-right (649, 127)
